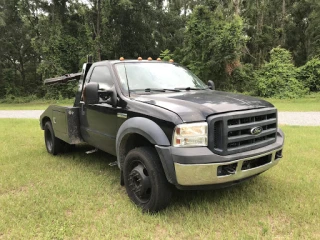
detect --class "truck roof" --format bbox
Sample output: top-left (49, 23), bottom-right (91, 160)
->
top-left (44, 59), bottom-right (175, 85)
top-left (100, 60), bottom-right (175, 65)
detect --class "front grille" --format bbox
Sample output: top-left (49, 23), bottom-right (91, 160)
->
top-left (208, 108), bottom-right (277, 155)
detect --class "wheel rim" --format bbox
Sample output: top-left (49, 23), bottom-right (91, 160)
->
top-left (45, 128), bottom-right (53, 151)
top-left (128, 160), bottom-right (151, 203)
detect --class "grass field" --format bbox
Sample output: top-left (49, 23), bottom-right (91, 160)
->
top-left (265, 92), bottom-right (320, 112)
top-left (0, 99), bottom-right (73, 110)
top-left (0, 119), bottom-right (319, 239)
top-left (0, 92), bottom-right (319, 111)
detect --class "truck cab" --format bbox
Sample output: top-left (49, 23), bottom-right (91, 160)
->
top-left (40, 59), bottom-right (284, 212)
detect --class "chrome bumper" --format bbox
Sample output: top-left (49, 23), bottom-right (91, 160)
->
top-left (174, 148), bottom-right (282, 186)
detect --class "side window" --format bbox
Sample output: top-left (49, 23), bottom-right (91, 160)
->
top-left (89, 66), bottom-right (114, 89)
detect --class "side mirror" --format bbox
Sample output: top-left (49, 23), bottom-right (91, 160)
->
top-left (208, 80), bottom-right (215, 90)
top-left (84, 83), bottom-right (118, 107)
top-left (84, 82), bottom-right (99, 104)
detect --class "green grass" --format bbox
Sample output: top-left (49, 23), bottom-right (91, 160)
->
top-left (264, 92), bottom-right (320, 112)
top-left (0, 99), bottom-right (73, 110)
top-left (0, 119), bottom-right (319, 239)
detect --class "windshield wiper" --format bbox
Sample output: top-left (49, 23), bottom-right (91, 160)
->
top-left (175, 87), bottom-right (207, 91)
top-left (144, 88), bottom-right (181, 92)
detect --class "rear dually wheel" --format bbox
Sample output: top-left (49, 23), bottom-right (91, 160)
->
top-left (44, 121), bottom-right (62, 155)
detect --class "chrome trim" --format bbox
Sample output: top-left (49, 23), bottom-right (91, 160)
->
top-left (174, 148), bottom-right (282, 186)
top-left (117, 113), bottom-right (127, 119)
top-left (250, 126), bottom-right (263, 135)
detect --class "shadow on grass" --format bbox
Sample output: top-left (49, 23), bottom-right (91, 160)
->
top-left (167, 175), bottom-right (287, 216)
top-left (54, 144), bottom-right (286, 213)
top-left (60, 144), bottom-right (117, 167)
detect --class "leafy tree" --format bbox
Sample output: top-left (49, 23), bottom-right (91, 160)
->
top-left (298, 58), bottom-right (320, 92)
top-left (284, 0), bottom-right (312, 66)
top-left (255, 47), bottom-right (307, 98)
top-left (180, 5), bottom-right (247, 88)
top-left (159, 49), bottom-right (174, 61)
top-left (1, 0), bottom-right (320, 100)
top-left (0, 0), bottom-right (38, 97)
top-left (305, 0), bottom-right (320, 59)
top-left (230, 63), bottom-right (256, 93)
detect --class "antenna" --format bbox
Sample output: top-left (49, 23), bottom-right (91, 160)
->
top-left (123, 62), bottom-right (131, 97)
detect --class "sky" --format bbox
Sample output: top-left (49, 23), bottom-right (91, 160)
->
top-left (79, 0), bottom-right (90, 4)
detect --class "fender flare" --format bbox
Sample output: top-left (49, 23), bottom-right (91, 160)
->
top-left (116, 117), bottom-right (170, 169)
top-left (40, 107), bottom-right (54, 129)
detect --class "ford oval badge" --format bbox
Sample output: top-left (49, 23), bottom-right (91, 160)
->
top-left (250, 126), bottom-right (263, 135)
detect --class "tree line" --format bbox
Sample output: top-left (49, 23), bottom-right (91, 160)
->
top-left (0, 0), bottom-right (319, 101)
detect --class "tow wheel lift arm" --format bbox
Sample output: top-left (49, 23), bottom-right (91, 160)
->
top-left (44, 73), bottom-right (82, 86)
top-left (44, 55), bottom-right (93, 86)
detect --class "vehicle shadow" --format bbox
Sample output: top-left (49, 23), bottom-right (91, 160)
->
top-left (62, 144), bottom-right (117, 164)
top-left (59, 144), bottom-right (119, 177)
top-left (167, 175), bottom-right (286, 215)
top-left (58, 145), bottom-right (286, 214)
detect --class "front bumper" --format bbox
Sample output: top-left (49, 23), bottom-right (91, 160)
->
top-left (174, 148), bottom-right (282, 186)
top-left (155, 128), bottom-right (284, 188)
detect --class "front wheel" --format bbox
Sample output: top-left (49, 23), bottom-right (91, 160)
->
top-left (123, 147), bottom-right (172, 212)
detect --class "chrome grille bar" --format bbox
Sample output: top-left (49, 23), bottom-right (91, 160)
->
top-left (208, 108), bottom-right (278, 156)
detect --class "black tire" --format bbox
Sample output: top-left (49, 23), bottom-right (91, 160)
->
top-left (44, 121), bottom-right (62, 155)
top-left (123, 147), bottom-right (172, 212)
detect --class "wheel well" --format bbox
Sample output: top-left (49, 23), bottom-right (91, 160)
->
top-left (119, 133), bottom-right (154, 169)
top-left (42, 117), bottom-right (51, 129)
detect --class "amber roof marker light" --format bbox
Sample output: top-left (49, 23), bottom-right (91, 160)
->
top-left (120, 57), bottom-right (125, 61)
top-left (157, 58), bottom-right (162, 61)
top-left (148, 57), bottom-right (152, 61)
top-left (169, 59), bottom-right (174, 63)
top-left (138, 57), bottom-right (142, 60)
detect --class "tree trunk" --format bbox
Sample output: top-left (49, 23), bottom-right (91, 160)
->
top-left (233, 0), bottom-right (241, 16)
top-left (18, 49), bottom-right (26, 84)
top-left (97, 0), bottom-right (102, 61)
top-left (258, 0), bottom-right (265, 66)
top-left (281, 0), bottom-right (286, 46)
top-left (93, 0), bottom-right (102, 61)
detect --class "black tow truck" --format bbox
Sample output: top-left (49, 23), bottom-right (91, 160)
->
top-left (40, 58), bottom-right (284, 212)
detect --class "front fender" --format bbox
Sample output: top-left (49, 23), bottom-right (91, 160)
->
top-left (116, 117), bottom-right (170, 168)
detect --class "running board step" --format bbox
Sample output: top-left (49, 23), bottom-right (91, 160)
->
top-left (86, 148), bottom-right (98, 154)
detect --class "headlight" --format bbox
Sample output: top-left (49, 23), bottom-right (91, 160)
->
top-left (172, 122), bottom-right (208, 147)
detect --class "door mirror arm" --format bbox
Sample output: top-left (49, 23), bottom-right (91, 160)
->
top-left (208, 80), bottom-right (215, 90)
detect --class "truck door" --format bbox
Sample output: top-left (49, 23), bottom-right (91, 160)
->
top-left (79, 65), bottom-right (118, 155)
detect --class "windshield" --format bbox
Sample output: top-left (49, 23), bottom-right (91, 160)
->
top-left (114, 62), bottom-right (207, 92)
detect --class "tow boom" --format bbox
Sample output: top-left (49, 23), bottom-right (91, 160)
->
top-left (44, 73), bottom-right (82, 85)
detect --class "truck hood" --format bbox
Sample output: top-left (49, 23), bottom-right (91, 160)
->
top-left (133, 90), bottom-right (274, 122)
